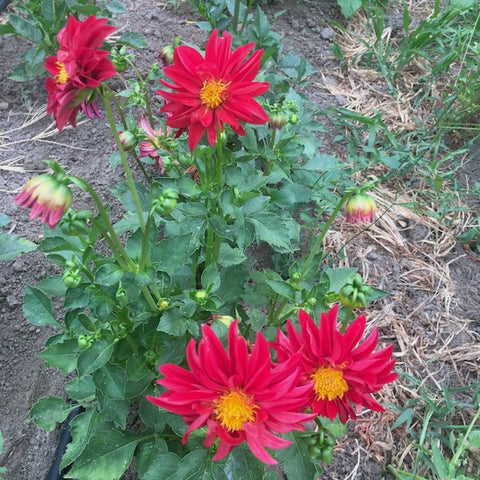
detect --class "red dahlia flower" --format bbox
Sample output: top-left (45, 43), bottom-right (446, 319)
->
top-left (147, 321), bottom-right (314, 464)
top-left (271, 305), bottom-right (397, 423)
top-left (14, 174), bottom-right (72, 229)
top-left (157, 29), bottom-right (270, 152)
top-left (44, 15), bottom-right (117, 131)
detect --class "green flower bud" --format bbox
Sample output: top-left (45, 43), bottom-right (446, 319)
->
top-left (306, 297), bottom-right (317, 306)
top-left (289, 113), bottom-right (299, 125)
top-left (63, 269), bottom-right (82, 288)
top-left (115, 287), bottom-right (128, 308)
top-left (308, 446), bottom-right (323, 459)
top-left (158, 299), bottom-right (170, 311)
top-left (194, 289), bottom-right (208, 304)
top-left (78, 334), bottom-right (93, 350)
top-left (269, 113), bottom-right (288, 130)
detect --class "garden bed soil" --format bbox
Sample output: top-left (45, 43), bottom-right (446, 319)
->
top-left (1, 1), bottom-right (479, 479)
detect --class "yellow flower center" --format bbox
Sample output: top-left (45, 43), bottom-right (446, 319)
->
top-left (200, 79), bottom-right (230, 109)
top-left (214, 389), bottom-right (258, 432)
top-left (55, 61), bottom-right (69, 85)
top-left (312, 365), bottom-right (348, 401)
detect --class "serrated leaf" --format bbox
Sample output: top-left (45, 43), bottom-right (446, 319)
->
top-left (140, 452), bottom-right (180, 480)
top-left (265, 279), bottom-right (296, 301)
top-left (35, 275), bottom-right (67, 297)
top-left (28, 396), bottom-right (76, 432)
top-left (95, 263), bottom-right (124, 286)
top-left (8, 14), bottom-right (42, 43)
top-left (77, 339), bottom-right (114, 376)
top-left (60, 408), bottom-right (101, 469)
top-left (218, 243), bottom-right (247, 267)
top-left (64, 429), bottom-right (139, 480)
top-left (275, 431), bottom-right (317, 480)
top-left (157, 310), bottom-right (188, 337)
top-left (118, 32), bottom-right (147, 49)
top-left (337, 0), bottom-right (362, 19)
top-left (66, 375), bottom-right (96, 402)
top-left (222, 444), bottom-right (266, 479)
top-left (93, 365), bottom-right (126, 400)
top-left (41, 0), bottom-right (55, 22)
top-left (0, 233), bottom-right (36, 261)
top-left (38, 338), bottom-right (80, 373)
top-left (107, 0), bottom-right (127, 13)
top-left (23, 285), bottom-right (61, 327)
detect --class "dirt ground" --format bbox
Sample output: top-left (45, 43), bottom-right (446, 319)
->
top-left (0, 1), bottom-right (479, 479)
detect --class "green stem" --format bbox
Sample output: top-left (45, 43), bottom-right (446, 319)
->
top-left (125, 333), bottom-right (139, 355)
top-left (102, 93), bottom-right (146, 232)
top-left (300, 194), bottom-right (349, 278)
top-left (70, 176), bottom-right (135, 271)
top-left (239, 0), bottom-right (254, 36)
top-left (340, 306), bottom-right (354, 333)
top-left (125, 57), bottom-right (155, 126)
top-left (232, 0), bottom-right (240, 33)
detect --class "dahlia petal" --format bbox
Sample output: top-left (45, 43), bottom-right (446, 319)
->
top-left (187, 121), bottom-right (206, 151)
top-left (243, 425), bottom-right (277, 465)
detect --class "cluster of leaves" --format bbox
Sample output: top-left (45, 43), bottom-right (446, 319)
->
top-left (389, 375), bottom-right (480, 480)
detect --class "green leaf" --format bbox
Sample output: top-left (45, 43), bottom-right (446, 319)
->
top-left (151, 235), bottom-right (192, 275)
top-left (265, 279), bottom-right (296, 301)
top-left (41, 0), bottom-right (56, 23)
top-left (218, 243), bottom-right (247, 267)
top-left (431, 441), bottom-right (448, 478)
top-left (336, 0), bottom-right (362, 19)
top-left (60, 408), bottom-right (101, 469)
top-left (35, 275), bottom-right (67, 297)
top-left (324, 267), bottom-right (357, 293)
top-left (140, 452), bottom-right (180, 480)
top-left (201, 263), bottom-right (221, 292)
top-left (77, 339), bottom-right (114, 376)
top-left (64, 429), bottom-right (139, 480)
top-left (38, 338), bottom-right (80, 373)
top-left (97, 393), bottom-right (129, 429)
top-left (107, 0), bottom-right (128, 13)
top-left (275, 431), bottom-right (317, 480)
top-left (28, 396), bottom-right (76, 432)
top-left (93, 365), bottom-right (126, 400)
top-left (139, 397), bottom-right (167, 431)
top-left (247, 213), bottom-right (296, 252)
top-left (7, 14), bottom-right (42, 43)
top-left (467, 430), bottom-right (480, 448)
top-left (0, 233), bottom-right (36, 261)
top-left (157, 310), bottom-right (188, 337)
top-left (23, 285), bottom-right (61, 327)
top-left (66, 375), bottom-right (96, 402)
top-left (136, 437), bottom-right (168, 478)
top-left (118, 32), bottom-right (147, 49)
top-left (95, 263), bottom-right (124, 286)
top-left (222, 443), bottom-right (266, 479)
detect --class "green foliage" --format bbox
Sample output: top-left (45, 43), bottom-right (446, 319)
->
top-left (4, 1), bottom-right (394, 478)
top-left (389, 376), bottom-right (480, 479)
top-left (0, 429), bottom-right (6, 479)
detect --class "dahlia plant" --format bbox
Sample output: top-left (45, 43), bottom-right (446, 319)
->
top-left (4, 7), bottom-right (397, 480)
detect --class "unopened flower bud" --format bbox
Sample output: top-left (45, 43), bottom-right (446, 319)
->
top-left (159, 45), bottom-right (174, 66)
top-left (269, 113), bottom-right (288, 130)
top-left (158, 299), bottom-right (170, 311)
top-left (14, 173), bottom-right (73, 229)
top-left (63, 268), bottom-right (82, 288)
top-left (119, 130), bottom-right (137, 151)
top-left (344, 193), bottom-right (376, 223)
top-left (214, 315), bottom-right (235, 327)
top-left (194, 289), bottom-right (208, 304)
top-left (289, 113), bottom-right (299, 125)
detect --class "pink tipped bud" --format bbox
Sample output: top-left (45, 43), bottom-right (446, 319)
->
top-left (344, 193), bottom-right (376, 223)
top-left (14, 174), bottom-right (72, 229)
top-left (159, 45), bottom-right (174, 66)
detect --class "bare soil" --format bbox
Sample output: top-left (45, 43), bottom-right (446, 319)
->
top-left (0, 1), bottom-right (479, 479)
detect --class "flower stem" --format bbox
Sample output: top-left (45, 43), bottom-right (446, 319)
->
top-left (102, 93), bottom-right (146, 232)
top-left (70, 176), bottom-right (135, 271)
top-left (300, 193), bottom-right (349, 278)
top-left (340, 306), bottom-right (354, 333)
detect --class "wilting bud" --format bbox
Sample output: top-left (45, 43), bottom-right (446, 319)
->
top-left (14, 173), bottom-right (73, 229)
top-left (268, 113), bottom-right (288, 130)
top-left (344, 193), bottom-right (376, 223)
